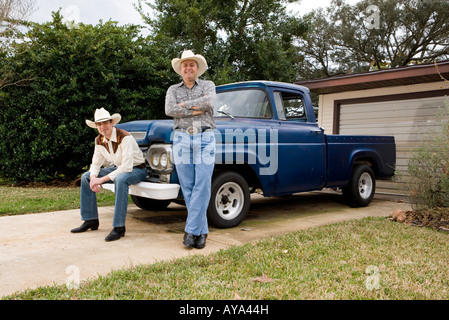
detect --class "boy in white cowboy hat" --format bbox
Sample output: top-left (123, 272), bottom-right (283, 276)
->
top-left (165, 50), bottom-right (216, 249)
top-left (71, 108), bottom-right (147, 241)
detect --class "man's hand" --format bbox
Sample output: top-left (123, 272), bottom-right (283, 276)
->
top-left (89, 175), bottom-right (108, 193)
top-left (179, 102), bottom-right (205, 116)
top-left (192, 109), bottom-right (204, 116)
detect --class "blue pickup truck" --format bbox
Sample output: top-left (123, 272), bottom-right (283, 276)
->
top-left (104, 81), bottom-right (396, 228)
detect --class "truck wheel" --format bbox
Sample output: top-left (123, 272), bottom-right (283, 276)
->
top-left (342, 164), bottom-right (376, 207)
top-left (208, 171), bottom-right (250, 228)
top-left (131, 195), bottom-right (171, 211)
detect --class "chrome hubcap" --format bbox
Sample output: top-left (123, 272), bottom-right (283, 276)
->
top-left (215, 182), bottom-right (244, 220)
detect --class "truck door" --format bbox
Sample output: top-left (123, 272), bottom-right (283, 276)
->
top-left (271, 89), bottom-right (326, 195)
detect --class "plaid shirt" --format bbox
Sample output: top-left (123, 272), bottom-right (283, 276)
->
top-left (165, 79), bottom-right (216, 130)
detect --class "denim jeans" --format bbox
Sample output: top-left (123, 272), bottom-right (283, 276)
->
top-left (80, 166), bottom-right (147, 227)
top-left (173, 130), bottom-right (215, 236)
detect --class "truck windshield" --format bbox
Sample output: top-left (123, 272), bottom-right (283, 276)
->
top-left (214, 89), bottom-right (272, 119)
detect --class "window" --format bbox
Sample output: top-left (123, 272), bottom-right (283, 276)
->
top-left (214, 89), bottom-right (272, 119)
top-left (274, 91), bottom-right (307, 121)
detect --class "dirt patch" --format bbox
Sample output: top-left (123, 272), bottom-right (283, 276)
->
top-left (390, 207), bottom-right (449, 233)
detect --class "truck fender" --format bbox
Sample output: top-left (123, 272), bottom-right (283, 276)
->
top-left (349, 149), bottom-right (381, 177)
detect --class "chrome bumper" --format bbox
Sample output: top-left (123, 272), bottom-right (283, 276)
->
top-left (102, 181), bottom-right (180, 200)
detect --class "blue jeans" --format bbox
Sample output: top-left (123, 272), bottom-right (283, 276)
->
top-left (173, 131), bottom-right (215, 236)
top-left (80, 166), bottom-right (147, 227)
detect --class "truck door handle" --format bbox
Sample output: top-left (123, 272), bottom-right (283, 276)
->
top-left (311, 127), bottom-right (325, 134)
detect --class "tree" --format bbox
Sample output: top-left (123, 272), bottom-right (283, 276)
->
top-left (0, 11), bottom-right (169, 182)
top-left (0, 0), bottom-right (35, 34)
top-left (298, 0), bottom-right (449, 79)
top-left (136, 0), bottom-right (307, 84)
top-left (0, 0), bottom-right (36, 88)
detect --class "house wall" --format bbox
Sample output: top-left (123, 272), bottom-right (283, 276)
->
top-left (318, 81), bottom-right (449, 130)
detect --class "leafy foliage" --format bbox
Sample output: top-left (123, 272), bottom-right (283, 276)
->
top-left (0, 11), bottom-right (171, 182)
top-left (137, 0), bottom-right (308, 84)
top-left (407, 100), bottom-right (449, 210)
top-left (298, 0), bottom-right (449, 79)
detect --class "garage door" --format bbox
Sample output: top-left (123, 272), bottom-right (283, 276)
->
top-left (339, 95), bottom-right (448, 194)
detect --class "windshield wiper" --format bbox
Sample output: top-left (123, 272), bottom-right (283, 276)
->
top-left (217, 110), bottom-right (235, 119)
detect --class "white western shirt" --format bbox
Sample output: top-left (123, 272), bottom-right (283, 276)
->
top-left (89, 127), bottom-right (145, 181)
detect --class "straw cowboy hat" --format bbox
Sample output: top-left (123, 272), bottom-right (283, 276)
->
top-left (171, 50), bottom-right (208, 77)
top-left (86, 107), bottom-right (121, 129)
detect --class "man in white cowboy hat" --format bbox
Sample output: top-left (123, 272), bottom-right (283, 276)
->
top-left (165, 50), bottom-right (216, 249)
top-left (71, 107), bottom-right (147, 241)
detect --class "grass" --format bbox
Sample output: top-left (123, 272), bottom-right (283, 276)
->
top-left (4, 217), bottom-right (449, 300)
top-left (0, 185), bottom-right (117, 216)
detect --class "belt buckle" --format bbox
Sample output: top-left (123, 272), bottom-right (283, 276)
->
top-left (186, 126), bottom-right (199, 135)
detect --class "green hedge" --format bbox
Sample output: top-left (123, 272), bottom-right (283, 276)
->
top-left (0, 11), bottom-right (175, 183)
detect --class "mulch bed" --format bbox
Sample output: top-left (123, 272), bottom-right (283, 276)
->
top-left (391, 207), bottom-right (449, 234)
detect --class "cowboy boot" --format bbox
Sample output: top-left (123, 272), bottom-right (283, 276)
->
top-left (105, 226), bottom-right (126, 241)
top-left (70, 219), bottom-right (99, 233)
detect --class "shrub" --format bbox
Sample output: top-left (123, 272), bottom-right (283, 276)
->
top-left (0, 11), bottom-right (174, 183)
top-left (407, 99), bottom-right (449, 210)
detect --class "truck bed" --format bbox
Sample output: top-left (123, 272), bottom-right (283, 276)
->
top-left (325, 135), bottom-right (396, 188)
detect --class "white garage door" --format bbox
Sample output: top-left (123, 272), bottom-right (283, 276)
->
top-left (339, 95), bottom-right (448, 194)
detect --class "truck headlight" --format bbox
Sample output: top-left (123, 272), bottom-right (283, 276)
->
top-left (160, 152), bottom-right (168, 167)
top-left (150, 153), bottom-right (160, 167)
top-left (146, 144), bottom-right (173, 172)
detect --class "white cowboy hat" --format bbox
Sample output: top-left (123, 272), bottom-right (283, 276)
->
top-left (85, 107), bottom-right (121, 129)
top-left (171, 50), bottom-right (208, 77)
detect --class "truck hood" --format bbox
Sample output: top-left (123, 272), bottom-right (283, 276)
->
top-left (116, 117), bottom-right (278, 146)
top-left (116, 119), bottom-right (175, 145)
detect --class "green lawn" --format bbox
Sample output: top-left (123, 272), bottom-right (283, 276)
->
top-left (0, 185), bottom-right (117, 216)
top-left (4, 217), bottom-right (449, 300)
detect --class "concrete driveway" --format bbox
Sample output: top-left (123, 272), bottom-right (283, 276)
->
top-left (0, 191), bottom-right (411, 298)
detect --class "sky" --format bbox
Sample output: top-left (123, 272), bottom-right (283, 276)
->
top-left (29, 0), bottom-right (144, 26)
top-left (28, 0), bottom-right (361, 27)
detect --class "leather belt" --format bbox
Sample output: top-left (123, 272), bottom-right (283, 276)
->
top-left (134, 163), bottom-right (146, 169)
top-left (175, 126), bottom-right (212, 135)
